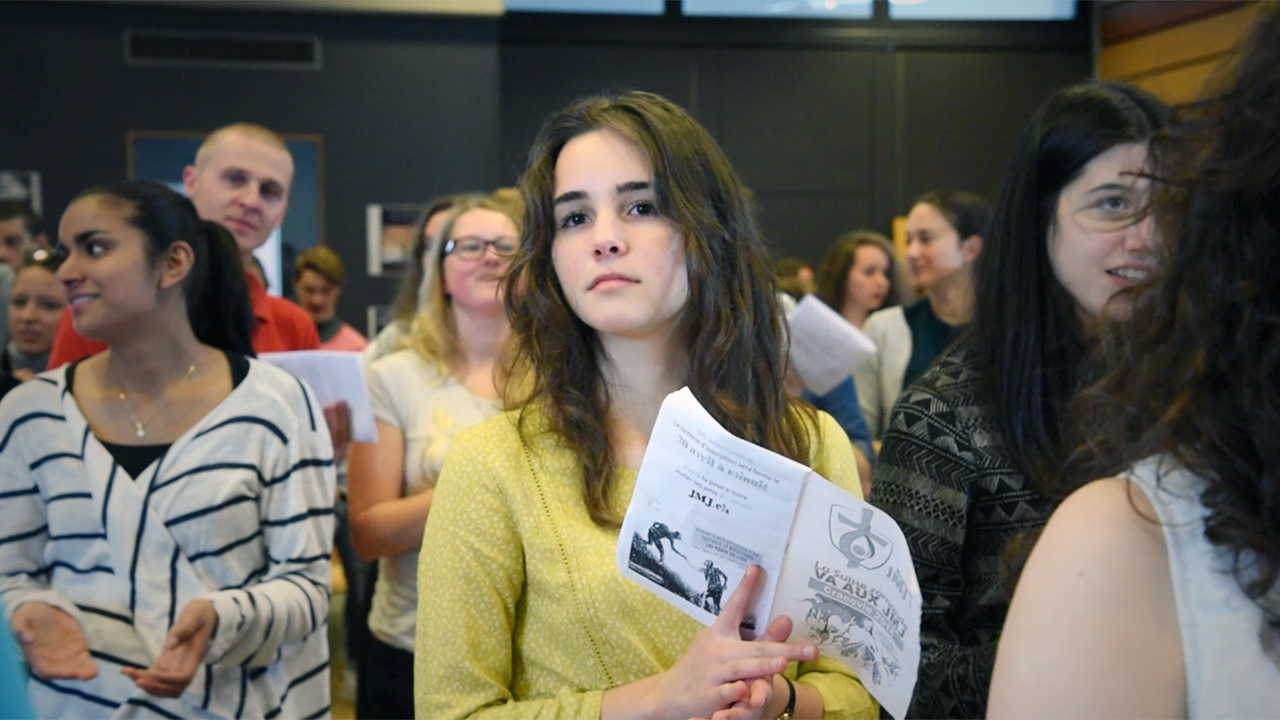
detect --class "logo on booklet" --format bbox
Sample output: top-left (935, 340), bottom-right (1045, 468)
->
top-left (829, 505), bottom-right (892, 570)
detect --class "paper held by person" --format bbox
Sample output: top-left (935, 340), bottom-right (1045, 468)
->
top-left (786, 294), bottom-right (878, 395)
top-left (617, 387), bottom-right (921, 719)
top-left (259, 350), bottom-right (378, 443)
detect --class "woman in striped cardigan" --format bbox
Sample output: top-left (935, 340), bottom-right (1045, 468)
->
top-left (0, 181), bottom-right (335, 718)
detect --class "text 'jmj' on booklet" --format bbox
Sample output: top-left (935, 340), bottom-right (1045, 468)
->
top-left (616, 387), bottom-right (921, 719)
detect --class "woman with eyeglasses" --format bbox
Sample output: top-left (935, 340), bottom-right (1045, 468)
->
top-left (2, 249), bottom-right (66, 396)
top-left (346, 191), bottom-right (520, 719)
top-left (366, 193), bottom-right (483, 365)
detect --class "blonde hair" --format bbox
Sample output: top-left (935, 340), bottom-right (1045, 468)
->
top-left (489, 186), bottom-right (525, 220)
top-left (403, 192), bottom-right (522, 373)
top-left (194, 123), bottom-right (291, 169)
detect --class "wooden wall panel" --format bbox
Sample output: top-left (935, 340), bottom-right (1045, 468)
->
top-left (1097, 1), bottom-right (1259, 104)
top-left (1129, 60), bottom-right (1223, 105)
top-left (1099, 3), bottom-right (1258, 80)
top-left (1100, 0), bottom-right (1246, 43)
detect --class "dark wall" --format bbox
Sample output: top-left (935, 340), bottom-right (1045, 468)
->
top-left (1, 1), bottom-right (1091, 328)
top-left (898, 51), bottom-right (1095, 210)
top-left (500, 43), bottom-right (887, 262)
top-left (0, 1), bottom-right (501, 330)
top-left (499, 11), bottom-right (1093, 265)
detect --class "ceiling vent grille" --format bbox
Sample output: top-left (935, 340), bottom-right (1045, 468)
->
top-left (124, 29), bottom-right (322, 70)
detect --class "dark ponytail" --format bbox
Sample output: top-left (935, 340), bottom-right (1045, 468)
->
top-left (192, 220), bottom-right (255, 356)
top-left (73, 181), bottom-right (255, 356)
top-left (913, 189), bottom-right (991, 242)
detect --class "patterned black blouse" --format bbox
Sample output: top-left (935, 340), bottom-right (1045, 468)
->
top-left (869, 340), bottom-right (1055, 719)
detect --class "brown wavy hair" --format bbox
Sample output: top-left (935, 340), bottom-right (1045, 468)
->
top-left (814, 230), bottom-right (903, 314)
top-left (1070, 7), bottom-right (1280, 644)
top-left (504, 90), bottom-right (816, 527)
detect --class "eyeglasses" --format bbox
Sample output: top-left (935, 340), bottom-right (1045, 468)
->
top-left (443, 236), bottom-right (518, 260)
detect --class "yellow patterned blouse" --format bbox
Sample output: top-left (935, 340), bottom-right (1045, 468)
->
top-left (414, 407), bottom-right (878, 720)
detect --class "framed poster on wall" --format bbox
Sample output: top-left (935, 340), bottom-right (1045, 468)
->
top-left (0, 171), bottom-right (42, 213)
top-left (127, 130), bottom-right (324, 299)
top-left (366, 203), bottom-right (424, 276)
top-left (367, 303), bottom-right (394, 340)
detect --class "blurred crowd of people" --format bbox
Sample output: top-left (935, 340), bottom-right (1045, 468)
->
top-left (3, 6), bottom-right (1279, 720)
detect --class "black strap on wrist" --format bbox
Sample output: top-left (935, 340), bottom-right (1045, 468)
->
top-left (777, 676), bottom-right (797, 720)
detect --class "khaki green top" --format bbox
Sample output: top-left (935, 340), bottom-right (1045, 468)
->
top-left (415, 407), bottom-right (878, 720)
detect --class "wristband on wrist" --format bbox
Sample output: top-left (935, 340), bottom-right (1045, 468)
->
top-left (776, 676), bottom-right (796, 720)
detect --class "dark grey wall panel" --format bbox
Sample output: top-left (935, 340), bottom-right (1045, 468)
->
top-left (711, 48), bottom-right (879, 260)
top-left (499, 45), bottom-right (885, 263)
top-left (899, 51), bottom-right (1092, 210)
top-left (498, 41), bottom-right (1091, 265)
top-left (2, 0), bottom-right (1091, 319)
top-left (753, 192), bottom-right (874, 262)
top-left (0, 1), bottom-right (501, 328)
top-left (499, 44), bottom-right (697, 182)
top-left (715, 49), bottom-right (875, 196)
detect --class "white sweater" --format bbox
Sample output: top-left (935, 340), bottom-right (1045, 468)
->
top-left (855, 305), bottom-right (912, 440)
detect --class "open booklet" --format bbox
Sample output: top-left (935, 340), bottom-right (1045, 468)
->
top-left (258, 350), bottom-right (378, 443)
top-left (786, 294), bottom-right (877, 395)
top-left (616, 388), bottom-right (920, 719)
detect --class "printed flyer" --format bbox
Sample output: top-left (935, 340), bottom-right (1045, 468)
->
top-left (616, 388), bottom-right (921, 719)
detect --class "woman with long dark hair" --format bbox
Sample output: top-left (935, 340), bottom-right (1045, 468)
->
top-left (869, 82), bottom-right (1168, 718)
top-left (414, 91), bottom-right (874, 719)
top-left (990, 10), bottom-right (1280, 717)
top-left (0, 181), bottom-right (335, 718)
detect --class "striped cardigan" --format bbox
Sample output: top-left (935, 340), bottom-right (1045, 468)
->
top-left (0, 359), bottom-right (335, 718)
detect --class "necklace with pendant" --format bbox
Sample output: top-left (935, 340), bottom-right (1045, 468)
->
top-left (113, 363), bottom-right (198, 439)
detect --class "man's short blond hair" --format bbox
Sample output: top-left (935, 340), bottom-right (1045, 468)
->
top-left (194, 122), bottom-right (291, 169)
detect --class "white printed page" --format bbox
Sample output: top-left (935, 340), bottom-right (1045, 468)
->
top-left (258, 350), bottom-right (378, 443)
top-left (617, 388), bottom-right (808, 636)
top-left (786, 294), bottom-right (878, 395)
top-left (771, 475), bottom-right (922, 719)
